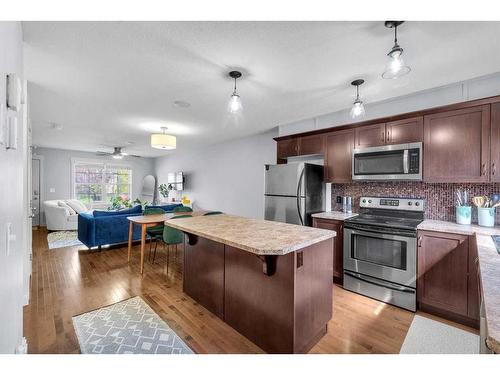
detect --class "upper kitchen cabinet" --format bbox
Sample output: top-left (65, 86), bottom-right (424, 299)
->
top-left (386, 116), bottom-right (423, 145)
top-left (298, 134), bottom-right (324, 156)
top-left (277, 138), bottom-right (299, 161)
top-left (423, 105), bottom-right (491, 183)
top-left (325, 129), bottom-right (354, 183)
top-left (490, 103), bottom-right (500, 182)
top-left (354, 122), bottom-right (386, 149)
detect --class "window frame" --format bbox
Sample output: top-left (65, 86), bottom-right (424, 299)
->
top-left (71, 157), bottom-right (133, 206)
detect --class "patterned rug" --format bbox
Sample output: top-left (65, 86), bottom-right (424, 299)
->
top-left (400, 315), bottom-right (479, 354)
top-left (72, 296), bottom-right (194, 354)
top-left (47, 230), bottom-right (83, 249)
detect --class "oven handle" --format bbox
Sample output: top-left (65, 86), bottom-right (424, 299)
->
top-left (344, 270), bottom-right (416, 294)
top-left (344, 225), bottom-right (417, 238)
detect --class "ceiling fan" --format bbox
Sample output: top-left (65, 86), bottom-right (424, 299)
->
top-left (96, 147), bottom-right (140, 159)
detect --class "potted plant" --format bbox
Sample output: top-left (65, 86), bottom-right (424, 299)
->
top-left (108, 194), bottom-right (148, 210)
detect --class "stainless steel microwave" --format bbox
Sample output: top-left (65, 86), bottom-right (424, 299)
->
top-left (352, 142), bottom-right (422, 181)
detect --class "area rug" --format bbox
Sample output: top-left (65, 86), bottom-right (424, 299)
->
top-left (47, 230), bottom-right (83, 249)
top-left (400, 315), bottom-right (479, 354)
top-left (72, 296), bottom-right (194, 354)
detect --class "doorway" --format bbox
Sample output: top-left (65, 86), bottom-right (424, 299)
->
top-left (32, 158), bottom-right (41, 227)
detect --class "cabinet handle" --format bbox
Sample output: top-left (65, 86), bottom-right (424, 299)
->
top-left (492, 163), bottom-right (496, 176)
top-left (381, 131), bottom-right (385, 143)
top-left (387, 131), bottom-right (390, 143)
top-left (482, 163), bottom-right (487, 176)
top-left (417, 236), bottom-right (422, 247)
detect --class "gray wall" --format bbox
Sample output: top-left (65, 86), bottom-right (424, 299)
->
top-left (154, 129), bottom-right (278, 219)
top-left (279, 71), bottom-right (500, 136)
top-left (0, 22), bottom-right (25, 353)
top-left (34, 147), bottom-right (155, 224)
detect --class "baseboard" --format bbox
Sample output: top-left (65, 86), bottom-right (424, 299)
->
top-left (418, 302), bottom-right (479, 329)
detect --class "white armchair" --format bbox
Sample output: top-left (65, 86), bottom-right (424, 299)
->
top-left (43, 200), bottom-right (80, 231)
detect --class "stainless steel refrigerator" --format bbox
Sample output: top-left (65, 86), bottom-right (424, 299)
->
top-left (264, 163), bottom-right (324, 226)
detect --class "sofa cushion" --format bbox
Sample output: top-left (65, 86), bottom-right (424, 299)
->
top-left (58, 200), bottom-right (76, 215)
top-left (93, 205), bottom-right (142, 218)
top-left (145, 203), bottom-right (183, 212)
top-left (65, 199), bottom-right (88, 214)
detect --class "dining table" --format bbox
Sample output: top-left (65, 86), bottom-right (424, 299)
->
top-left (126, 210), bottom-right (206, 274)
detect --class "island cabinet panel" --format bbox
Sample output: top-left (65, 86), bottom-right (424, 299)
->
top-left (277, 138), bottom-right (299, 161)
top-left (354, 122), bottom-right (386, 149)
top-left (299, 134), bottom-right (325, 155)
top-left (183, 236), bottom-right (225, 319)
top-left (224, 239), bottom-right (333, 354)
top-left (386, 116), bottom-right (423, 145)
top-left (417, 230), bottom-right (479, 327)
top-left (325, 129), bottom-right (355, 183)
top-left (423, 105), bottom-right (491, 183)
top-left (313, 217), bottom-right (343, 284)
top-left (490, 102), bottom-right (500, 182)
top-left (468, 235), bottom-right (480, 322)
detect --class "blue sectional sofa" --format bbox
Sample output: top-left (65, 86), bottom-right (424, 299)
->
top-left (77, 203), bottom-right (183, 249)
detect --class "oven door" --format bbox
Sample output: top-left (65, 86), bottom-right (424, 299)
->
top-left (343, 225), bottom-right (417, 287)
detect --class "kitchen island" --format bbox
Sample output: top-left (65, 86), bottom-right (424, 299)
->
top-left (165, 214), bottom-right (336, 353)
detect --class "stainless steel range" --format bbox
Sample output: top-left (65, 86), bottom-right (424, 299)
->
top-left (343, 197), bottom-right (425, 311)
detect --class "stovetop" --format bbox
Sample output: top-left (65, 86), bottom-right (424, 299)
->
top-left (345, 214), bottom-right (423, 231)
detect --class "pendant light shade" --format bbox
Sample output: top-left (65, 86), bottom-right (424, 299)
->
top-left (382, 21), bottom-right (411, 79)
top-left (228, 70), bottom-right (243, 114)
top-left (350, 79), bottom-right (365, 120)
top-left (151, 127), bottom-right (176, 150)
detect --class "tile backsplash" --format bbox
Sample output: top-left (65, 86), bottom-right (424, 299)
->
top-left (330, 182), bottom-right (500, 223)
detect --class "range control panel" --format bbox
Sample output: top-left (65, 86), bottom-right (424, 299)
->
top-left (359, 197), bottom-right (425, 212)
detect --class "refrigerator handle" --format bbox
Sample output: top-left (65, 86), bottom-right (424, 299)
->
top-left (297, 167), bottom-right (305, 225)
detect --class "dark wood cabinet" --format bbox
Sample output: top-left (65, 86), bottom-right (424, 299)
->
top-left (386, 116), bottom-right (423, 144)
top-left (354, 122), bottom-right (386, 149)
top-left (298, 134), bottom-right (324, 155)
top-left (325, 129), bottom-right (354, 183)
top-left (490, 103), bottom-right (500, 182)
top-left (277, 138), bottom-right (299, 161)
top-left (468, 236), bottom-right (480, 321)
top-left (423, 105), bottom-right (491, 183)
top-left (313, 217), bottom-right (343, 284)
top-left (417, 230), bottom-right (479, 327)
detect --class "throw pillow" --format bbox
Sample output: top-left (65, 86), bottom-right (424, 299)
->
top-left (57, 200), bottom-right (76, 215)
top-left (65, 199), bottom-right (88, 214)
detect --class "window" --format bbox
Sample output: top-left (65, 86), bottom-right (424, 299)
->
top-left (72, 160), bottom-right (132, 205)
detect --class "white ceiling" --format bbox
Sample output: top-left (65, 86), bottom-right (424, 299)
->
top-left (23, 21), bottom-right (500, 157)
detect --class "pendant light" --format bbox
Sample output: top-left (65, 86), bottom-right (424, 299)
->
top-left (151, 127), bottom-right (176, 150)
top-left (382, 21), bottom-right (411, 79)
top-left (228, 70), bottom-right (243, 114)
top-left (350, 79), bottom-right (366, 119)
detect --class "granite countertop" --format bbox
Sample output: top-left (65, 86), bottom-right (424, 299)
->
top-left (417, 219), bottom-right (500, 353)
top-left (165, 214), bottom-right (336, 256)
top-left (311, 211), bottom-right (358, 221)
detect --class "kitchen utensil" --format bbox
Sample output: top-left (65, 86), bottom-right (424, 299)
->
top-left (473, 196), bottom-right (485, 208)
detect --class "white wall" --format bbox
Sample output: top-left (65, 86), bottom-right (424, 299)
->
top-left (279, 71), bottom-right (500, 136)
top-left (0, 22), bottom-right (25, 353)
top-left (154, 129), bottom-right (278, 219)
top-left (34, 147), bottom-right (155, 224)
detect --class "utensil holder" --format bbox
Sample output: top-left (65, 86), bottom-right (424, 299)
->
top-left (478, 207), bottom-right (495, 227)
top-left (456, 206), bottom-right (471, 225)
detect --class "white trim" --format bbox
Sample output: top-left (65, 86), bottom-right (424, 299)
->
top-left (70, 157), bottom-right (133, 206)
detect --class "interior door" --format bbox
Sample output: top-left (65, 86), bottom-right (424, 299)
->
top-left (31, 158), bottom-right (41, 227)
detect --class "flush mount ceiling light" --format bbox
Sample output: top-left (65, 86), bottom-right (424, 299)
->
top-left (227, 70), bottom-right (243, 114)
top-left (382, 21), bottom-right (411, 79)
top-left (151, 127), bottom-right (176, 150)
top-left (350, 79), bottom-right (366, 119)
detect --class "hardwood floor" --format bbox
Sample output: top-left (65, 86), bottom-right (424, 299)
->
top-left (24, 227), bottom-right (472, 354)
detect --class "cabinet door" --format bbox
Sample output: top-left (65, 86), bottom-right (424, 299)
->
top-left (468, 236), bottom-right (480, 321)
top-left (490, 103), bottom-right (500, 182)
top-left (277, 138), bottom-right (299, 160)
top-left (299, 134), bottom-right (324, 155)
top-left (313, 218), bottom-right (343, 283)
top-left (423, 105), bottom-right (490, 182)
top-left (325, 129), bottom-right (354, 183)
top-left (417, 231), bottom-right (469, 316)
top-left (386, 116), bottom-right (423, 144)
top-left (354, 123), bottom-right (386, 149)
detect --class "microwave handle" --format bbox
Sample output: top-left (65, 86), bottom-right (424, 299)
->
top-left (403, 149), bottom-right (409, 174)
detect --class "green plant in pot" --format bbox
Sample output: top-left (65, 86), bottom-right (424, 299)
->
top-left (108, 194), bottom-right (148, 210)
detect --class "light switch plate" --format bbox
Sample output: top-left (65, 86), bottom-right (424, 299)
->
top-left (49, 188), bottom-right (55, 193)
top-left (5, 222), bottom-right (16, 256)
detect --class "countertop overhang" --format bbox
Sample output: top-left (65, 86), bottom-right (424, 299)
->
top-left (417, 220), bottom-right (500, 353)
top-left (165, 214), bottom-right (336, 256)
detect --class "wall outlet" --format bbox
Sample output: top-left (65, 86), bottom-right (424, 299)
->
top-left (336, 196), bottom-right (342, 204)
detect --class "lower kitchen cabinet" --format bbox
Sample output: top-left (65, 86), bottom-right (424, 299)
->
top-left (417, 230), bottom-right (479, 327)
top-left (313, 217), bottom-right (343, 284)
